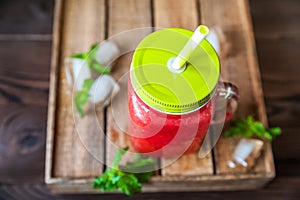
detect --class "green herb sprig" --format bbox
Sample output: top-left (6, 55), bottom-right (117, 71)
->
top-left (74, 78), bottom-right (94, 117)
top-left (71, 43), bottom-right (110, 74)
top-left (224, 116), bottom-right (281, 141)
top-left (72, 43), bottom-right (111, 117)
top-left (93, 147), bottom-right (155, 196)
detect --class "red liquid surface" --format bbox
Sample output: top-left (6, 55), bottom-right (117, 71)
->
top-left (128, 80), bottom-right (214, 158)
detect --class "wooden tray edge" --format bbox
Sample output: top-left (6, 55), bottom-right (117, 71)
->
top-left (45, 0), bottom-right (64, 184)
top-left (46, 172), bottom-right (275, 194)
top-left (44, 0), bottom-right (276, 193)
top-left (243, 0), bottom-right (276, 176)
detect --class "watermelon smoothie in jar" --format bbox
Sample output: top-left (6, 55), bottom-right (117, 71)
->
top-left (128, 26), bottom-right (238, 158)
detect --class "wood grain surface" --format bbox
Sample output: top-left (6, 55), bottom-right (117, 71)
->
top-left (153, 0), bottom-right (199, 29)
top-left (0, 0), bottom-right (54, 34)
top-left (49, 0), bottom-right (106, 178)
top-left (153, 0), bottom-right (213, 176)
top-left (106, 0), bottom-right (152, 167)
top-left (249, 0), bottom-right (300, 164)
top-left (0, 0), bottom-right (299, 199)
top-left (0, 41), bottom-right (51, 105)
top-left (200, 0), bottom-right (274, 175)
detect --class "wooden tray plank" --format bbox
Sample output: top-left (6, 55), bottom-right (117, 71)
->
top-left (200, 0), bottom-right (274, 175)
top-left (46, 0), bottom-right (63, 184)
top-left (52, 0), bottom-right (106, 178)
top-left (106, 54), bottom-right (135, 166)
top-left (153, 0), bottom-right (198, 29)
top-left (108, 0), bottom-right (152, 35)
top-left (153, 0), bottom-right (213, 176)
top-left (200, 0), bottom-right (267, 122)
top-left (162, 154), bottom-right (213, 176)
top-left (106, 0), bottom-right (152, 166)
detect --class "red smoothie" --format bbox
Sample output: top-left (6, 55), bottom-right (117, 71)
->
top-left (128, 80), bottom-right (214, 157)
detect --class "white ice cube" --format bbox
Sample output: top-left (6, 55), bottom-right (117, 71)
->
top-left (233, 139), bottom-right (257, 167)
top-left (64, 58), bottom-right (92, 91)
top-left (94, 41), bottom-right (120, 67)
top-left (89, 75), bottom-right (120, 106)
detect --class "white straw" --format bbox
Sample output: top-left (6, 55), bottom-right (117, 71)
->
top-left (171, 25), bottom-right (210, 70)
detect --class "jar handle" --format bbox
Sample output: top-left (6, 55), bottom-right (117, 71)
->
top-left (199, 82), bottom-right (239, 158)
top-left (216, 82), bottom-right (239, 121)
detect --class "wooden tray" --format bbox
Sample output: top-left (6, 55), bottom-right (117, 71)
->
top-left (46, 0), bottom-right (275, 193)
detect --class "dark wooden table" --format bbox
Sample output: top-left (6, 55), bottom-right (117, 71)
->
top-left (0, 0), bottom-right (299, 199)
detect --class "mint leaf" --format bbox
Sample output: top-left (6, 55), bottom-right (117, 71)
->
top-left (74, 78), bottom-right (94, 117)
top-left (71, 43), bottom-right (111, 75)
top-left (268, 127), bottom-right (282, 135)
top-left (263, 132), bottom-right (273, 140)
top-left (71, 43), bottom-right (97, 60)
top-left (90, 61), bottom-right (111, 74)
top-left (89, 43), bottom-right (99, 52)
top-left (85, 43), bottom-right (110, 74)
top-left (71, 52), bottom-right (87, 59)
top-left (120, 157), bottom-right (155, 183)
top-left (72, 43), bottom-right (112, 117)
top-left (112, 146), bottom-right (129, 169)
top-left (93, 169), bottom-right (119, 192)
top-left (93, 147), bottom-right (154, 196)
top-left (117, 173), bottom-right (141, 195)
top-left (74, 91), bottom-right (89, 117)
top-left (224, 116), bottom-right (282, 141)
top-left (252, 121), bottom-right (265, 134)
top-left (81, 78), bottom-right (94, 92)
top-left (94, 169), bottom-right (141, 196)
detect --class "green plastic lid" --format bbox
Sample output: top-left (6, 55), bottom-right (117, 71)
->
top-left (130, 28), bottom-right (220, 114)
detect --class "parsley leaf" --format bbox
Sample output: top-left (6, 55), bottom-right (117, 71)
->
top-left (93, 146), bottom-right (155, 196)
top-left (224, 116), bottom-right (282, 141)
